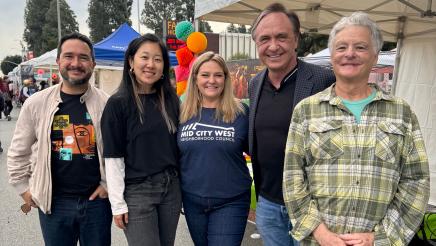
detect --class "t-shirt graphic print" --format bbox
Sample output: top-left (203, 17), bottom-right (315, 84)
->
top-left (52, 113), bottom-right (96, 161)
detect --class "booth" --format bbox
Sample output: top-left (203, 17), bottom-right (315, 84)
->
top-left (17, 23), bottom-right (178, 95)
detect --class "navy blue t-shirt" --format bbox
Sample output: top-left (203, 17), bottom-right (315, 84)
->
top-left (177, 106), bottom-right (251, 198)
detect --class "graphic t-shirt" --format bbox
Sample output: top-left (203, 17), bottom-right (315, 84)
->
top-left (177, 106), bottom-right (252, 198)
top-left (51, 92), bottom-right (100, 197)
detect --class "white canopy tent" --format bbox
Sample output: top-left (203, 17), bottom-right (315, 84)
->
top-left (16, 49), bottom-right (123, 95)
top-left (304, 48), bottom-right (396, 67)
top-left (195, 0), bottom-right (436, 205)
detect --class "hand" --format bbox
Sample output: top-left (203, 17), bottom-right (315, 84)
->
top-left (313, 223), bottom-right (347, 246)
top-left (339, 233), bottom-right (374, 246)
top-left (20, 190), bottom-right (37, 208)
top-left (114, 213), bottom-right (129, 230)
top-left (89, 185), bottom-right (108, 200)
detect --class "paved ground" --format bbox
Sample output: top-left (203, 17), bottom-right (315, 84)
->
top-left (0, 107), bottom-right (262, 245)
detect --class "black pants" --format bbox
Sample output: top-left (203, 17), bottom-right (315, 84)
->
top-left (3, 100), bottom-right (12, 116)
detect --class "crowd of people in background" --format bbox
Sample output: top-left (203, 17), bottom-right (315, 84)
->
top-left (4, 2), bottom-right (431, 246)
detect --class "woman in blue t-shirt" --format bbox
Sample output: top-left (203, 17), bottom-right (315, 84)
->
top-left (101, 34), bottom-right (181, 246)
top-left (178, 51), bottom-right (252, 245)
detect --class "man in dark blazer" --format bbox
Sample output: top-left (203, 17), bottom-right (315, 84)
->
top-left (248, 3), bottom-right (335, 246)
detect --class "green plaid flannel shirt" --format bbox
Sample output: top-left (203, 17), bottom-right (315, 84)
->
top-left (283, 84), bottom-right (430, 245)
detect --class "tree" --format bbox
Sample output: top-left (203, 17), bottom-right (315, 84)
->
top-left (382, 41), bottom-right (396, 51)
top-left (226, 24), bottom-right (248, 33)
top-left (297, 33), bottom-right (329, 56)
top-left (109, 0), bottom-right (133, 27)
top-left (175, 0), bottom-right (194, 23)
top-left (87, 0), bottom-right (133, 43)
top-left (87, 1), bottom-right (111, 42)
top-left (23, 0), bottom-right (51, 56)
top-left (199, 21), bottom-right (212, 33)
top-left (237, 25), bottom-right (247, 33)
top-left (41, 0), bottom-right (79, 53)
top-left (226, 23), bottom-right (238, 33)
top-left (1, 55), bottom-right (22, 75)
top-left (141, 0), bottom-right (194, 38)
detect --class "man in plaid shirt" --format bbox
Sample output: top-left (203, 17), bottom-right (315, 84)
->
top-left (283, 12), bottom-right (430, 246)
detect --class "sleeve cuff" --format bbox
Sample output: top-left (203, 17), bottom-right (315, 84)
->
top-left (111, 203), bottom-right (128, 215)
top-left (373, 224), bottom-right (390, 246)
top-left (291, 200), bottom-right (323, 241)
top-left (99, 180), bottom-right (107, 191)
top-left (12, 181), bottom-right (29, 195)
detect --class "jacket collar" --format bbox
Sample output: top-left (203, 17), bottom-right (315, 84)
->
top-left (55, 82), bottom-right (93, 104)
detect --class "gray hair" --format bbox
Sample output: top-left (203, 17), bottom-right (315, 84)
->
top-left (251, 2), bottom-right (301, 41)
top-left (328, 12), bottom-right (383, 53)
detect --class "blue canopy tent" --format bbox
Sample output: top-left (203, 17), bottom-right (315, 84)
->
top-left (94, 23), bottom-right (178, 67)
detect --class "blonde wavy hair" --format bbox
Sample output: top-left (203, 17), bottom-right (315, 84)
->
top-left (180, 51), bottom-right (244, 124)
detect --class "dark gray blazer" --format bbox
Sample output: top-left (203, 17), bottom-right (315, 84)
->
top-left (248, 59), bottom-right (336, 198)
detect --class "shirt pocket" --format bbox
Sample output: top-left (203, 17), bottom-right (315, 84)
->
top-left (375, 121), bottom-right (405, 164)
top-left (308, 120), bottom-right (344, 160)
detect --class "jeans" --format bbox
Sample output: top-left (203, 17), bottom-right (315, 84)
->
top-left (256, 196), bottom-right (298, 246)
top-left (182, 190), bottom-right (250, 246)
top-left (124, 168), bottom-right (182, 246)
top-left (38, 196), bottom-right (112, 246)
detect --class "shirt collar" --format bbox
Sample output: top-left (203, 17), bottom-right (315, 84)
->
top-left (319, 83), bottom-right (395, 106)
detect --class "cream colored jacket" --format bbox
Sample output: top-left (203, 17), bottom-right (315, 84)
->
top-left (7, 83), bottom-right (109, 214)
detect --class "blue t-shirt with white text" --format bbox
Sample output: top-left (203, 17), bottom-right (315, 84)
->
top-left (177, 107), bottom-right (251, 198)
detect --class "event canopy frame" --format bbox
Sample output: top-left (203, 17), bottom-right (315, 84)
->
top-left (195, 0), bottom-right (436, 42)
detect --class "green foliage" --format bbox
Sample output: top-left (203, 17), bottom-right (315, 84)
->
top-left (87, 0), bottom-right (133, 43)
top-left (237, 25), bottom-right (247, 33)
top-left (297, 33), bottom-right (329, 56)
top-left (226, 24), bottom-right (249, 33)
top-left (24, 0), bottom-right (78, 56)
top-left (199, 21), bottom-right (212, 33)
top-left (228, 52), bottom-right (250, 61)
top-left (175, 0), bottom-right (194, 23)
top-left (1, 55), bottom-right (22, 75)
top-left (141, 0), bottom-right (194, 38)
top-left (87, 1), bottom-right (111, 43)
top-left (226, 23), bottom-right (237, 33)
top-left (41, 0), bottom-right (79, 53)
top-left (23, 0), bottom-right (51, 56)
top-left (382, 41), bottom-right (396, 51)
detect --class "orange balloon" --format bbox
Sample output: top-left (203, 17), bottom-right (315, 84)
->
top-left (176, 80), bottom-right (188, 96)
top-left (186, 32), bottom-right (208, 54)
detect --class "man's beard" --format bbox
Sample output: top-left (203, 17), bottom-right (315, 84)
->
top-left (60, 67), bottom-right (93, 85)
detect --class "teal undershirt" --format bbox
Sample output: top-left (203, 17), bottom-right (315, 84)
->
top-left (341, 89), bottom-right (376, 123)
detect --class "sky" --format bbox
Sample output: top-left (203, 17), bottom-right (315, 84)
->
top-left (0, 0), bottom-right (227, 64)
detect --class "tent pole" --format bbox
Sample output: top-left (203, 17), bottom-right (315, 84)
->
top-left (391, 16), bottom-right (406, 95)
top-left (49, 65), bottom-right (53, 86)
top-left (194, 18), bottom-right (199, 32)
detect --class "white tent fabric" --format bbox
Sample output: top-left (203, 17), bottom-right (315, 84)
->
top-left (195, 0), bottom-right (436, 205)
top-left (16, 49), bottom-right (123, 95)
top-left (20, 49), bottom-right (57, 68)
top-left (395, 37), bottom-right (436, 205)
top-left (195, 0), bottom-right (436, 42)
top-left (303, 48), bottom-right (396, 67)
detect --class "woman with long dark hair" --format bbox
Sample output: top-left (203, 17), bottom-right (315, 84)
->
top-left (101, 34), bottom-right (181, 246)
